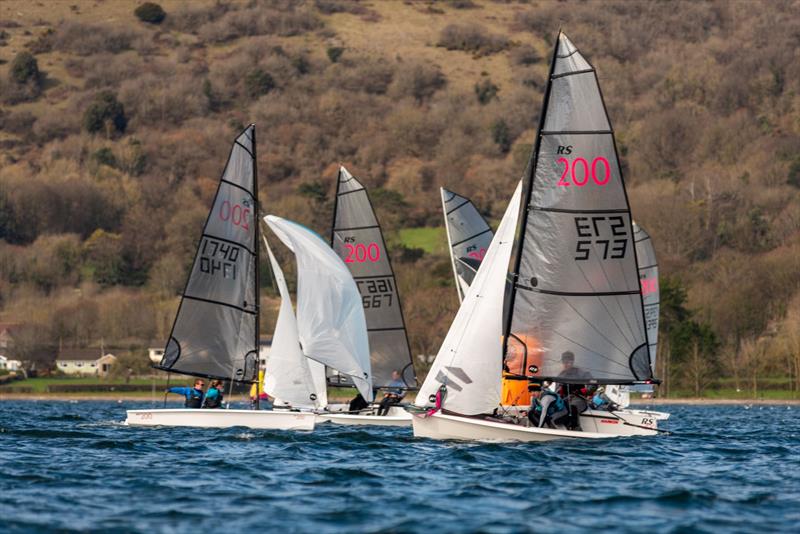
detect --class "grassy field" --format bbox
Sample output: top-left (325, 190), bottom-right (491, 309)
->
top-left (393, 227), bottom-right (448, 255)
top-left (0, 376), bottom-right (172, 392)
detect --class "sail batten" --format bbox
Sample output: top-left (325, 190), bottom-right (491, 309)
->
top-left (331, 166), bottom-right (416, 388)
top-left (504, 33), bottom-right (654, 385)
top-left (156, 125), bottom-right (259, 383)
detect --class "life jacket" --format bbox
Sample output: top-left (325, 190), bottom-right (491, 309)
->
top-left (185, 388), bottom-right (203, 408)
top-left (203, 388), bottom-right (223, 409)
top-left (530, 391), bottom-right (568, 427)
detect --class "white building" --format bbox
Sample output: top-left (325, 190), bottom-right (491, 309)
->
top-left (0, 355), bottom-right (22, 371)
top-left (56, 349), bottom-right (118, 377)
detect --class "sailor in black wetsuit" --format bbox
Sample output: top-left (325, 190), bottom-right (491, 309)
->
top-left (166, 379), bottom-right (205, 408)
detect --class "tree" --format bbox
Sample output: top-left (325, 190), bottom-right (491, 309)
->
top-left (9, 51), bottom-right (41, 86)
top-left (134, 3), bottom-right (166, 24)
top-left (491, 119), bottom-right (511, 153)
top-left (475, 78), bottom-right (498, 105)
top-left (83, 91), bottom-right (127, 137)
top-left (245, 69), bottom-right (275, 98)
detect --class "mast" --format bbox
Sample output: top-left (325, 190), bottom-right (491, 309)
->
top-left (502, 33), bottom-right (561, 360)
top-left (441, 188), bottom-right (462, 304)
top-left (253, 125), bottom-right (260, 408)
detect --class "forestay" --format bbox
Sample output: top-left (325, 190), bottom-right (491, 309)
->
top-left (331, 166), bottom-right (415, 388)
top-left (416, 183), bottom-right (522, 415)
top-left (262, 235), bottom-right (321, 409)
top-left (265, 215), bottom-right (374, 402)
top-left (440, 188), bottom-right (494, 303)
top-left (157, 125), bottom-right (258, 382)
top-left (504, 33), bottom-right (654, 385)
top-left (634, 222), bottom-right (659, 373)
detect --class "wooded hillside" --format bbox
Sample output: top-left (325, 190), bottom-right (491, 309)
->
top-left (0, 0), bottom-right (798, 395)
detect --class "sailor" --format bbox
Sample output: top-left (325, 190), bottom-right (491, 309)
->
top-left (203, 380), bottom-right (224, 409)
top-left (166, 379), bottom-right (205, 408)
top-left (377, 370), bottom-right (405, 416)
top-left (590, 386), bottom-right (619, 411)
top-left (556, 351), bottom-right (592, 431)
top-left (527, 383), bottom-right (569, 428)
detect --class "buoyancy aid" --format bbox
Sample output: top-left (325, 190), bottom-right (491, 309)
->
top-left (203, 388), bottom-right (223, 409)
top-left (185, 388), bottom-right (204, 408)
top-left (529, 391), bottom-right (568, 427)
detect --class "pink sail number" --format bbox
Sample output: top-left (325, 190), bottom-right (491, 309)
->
top-left (557, 157), bottom-right (611, 187)
top-left (468, 248), bottom-right (487, 261)
top-left (345, 243), bottom-right (381, 263)
top-left (219, 200), bottom-right (251, 230)
top-left (641, 278), bottom-right (658, 296)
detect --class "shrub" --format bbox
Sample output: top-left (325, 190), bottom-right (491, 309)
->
top-left (9, 51), bottom-right (41, 85)
top-left (32, 21), bottom-right (136, 56)
top-left (437, 23), bottom-right (508, 56)
top-left (509, 44), bottom-right (541, 66)
top-left (245, 69), bottom-right (275, 98)
top-left (83, 91), bottom-right (127, 136)
top-left (92, 147), bottom-right (117, 168)
top-left (491, 119), bottom-right (511, 153)
top-left (327, 46), bottom-right (344, 63)
top-left (389, 61), bottom-right (446, 102)
top-left (134, 3), bottom-right (166, 24)
top-left (474, 78), bottom-right (498, 104)
top-left (788, 158), bottom-right (800, 188)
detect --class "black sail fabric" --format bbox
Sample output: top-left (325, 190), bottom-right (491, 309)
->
top-left (331, 167), bottom-right (416, 387)
top-left (506, 34), bottom-right (653, 384)
top-left (157, 126), bottom-right (258, 382)
top-left (441, 188), bottom-right (494, 303)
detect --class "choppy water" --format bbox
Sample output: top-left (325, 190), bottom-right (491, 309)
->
top-left (1, 401), bottom-right (798, 533)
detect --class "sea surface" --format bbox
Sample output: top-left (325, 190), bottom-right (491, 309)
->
top-left (1, 401), bottom-right (798, 533)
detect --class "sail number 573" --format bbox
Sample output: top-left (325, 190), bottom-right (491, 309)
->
top-left (557, 157), bottom-right (611, 187)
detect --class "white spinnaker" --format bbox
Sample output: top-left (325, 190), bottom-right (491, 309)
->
top-left (416, 182), bottom-right (522, 415)
top-left (262, 236), bottom-right (320, 409)
top-left (264, 215), bottom-right (374, 402)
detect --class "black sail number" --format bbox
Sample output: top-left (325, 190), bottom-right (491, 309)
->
top-left (574, 216), bottom-right (627, 261)
top-left (357, 277), bottom-right (394, 309)
top-left (200, 237), bottom-right (241, 280)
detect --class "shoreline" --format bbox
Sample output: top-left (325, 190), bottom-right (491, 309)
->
top-left (1, 393), bottom-right (798, 405)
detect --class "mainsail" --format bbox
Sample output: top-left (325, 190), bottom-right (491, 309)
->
top-left (156, 125), bottom-right (259, 382)
top-left (503, 33), bottom-right (654, 385)
top-left (416, 183), bottom-right (522, 415)
top-left (634, 222), bottom-right (659, 373)
top-left (265, 215), bottom-right (374, 402)
top-left (440, 188), bottom-right (494, 303)
top-left (330, 166), bottom-right (416, 388)
top-left (262, 235), bottom-right (321, 409)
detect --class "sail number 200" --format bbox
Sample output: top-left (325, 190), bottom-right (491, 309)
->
top-left (557, 157), bottom-right (611, 187)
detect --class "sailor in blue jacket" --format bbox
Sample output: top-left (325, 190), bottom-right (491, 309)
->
top-left (167, 379), bottom-right (205, 408)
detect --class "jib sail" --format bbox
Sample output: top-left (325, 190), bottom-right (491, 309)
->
top-left (504, 33), bottom-right (654, 385)
top-left (156, 125), bottom-right (259, 383)
top-left (330, 166), bottom-right (416, 388)
top-left (265, 215), bottom-right (374, 402)
top-left (440, 188), bottom-right (494, 303)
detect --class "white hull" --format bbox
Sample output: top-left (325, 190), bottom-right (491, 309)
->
top-left (125, 409), bottom-right (316, 430)
top-left (412, 409), bottom-right (661, 442)
top-left (316, 405), bottom-right (412, 427)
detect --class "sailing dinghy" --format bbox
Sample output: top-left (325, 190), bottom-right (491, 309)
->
top-left (413, 33), bottom-right (668, 441)
top-left (317, 166), bottom-right (416, 426)
top-left (440, 189), bottom-right (668, 420)
top-left (262, 214), bottom-right (375, 421)
top-left (126, 125), bottom-right (315, 430)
